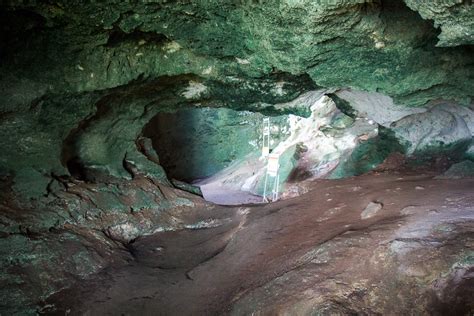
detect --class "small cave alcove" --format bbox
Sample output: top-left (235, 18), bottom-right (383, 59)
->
top-left (142, 107), bottom-right (272, 184)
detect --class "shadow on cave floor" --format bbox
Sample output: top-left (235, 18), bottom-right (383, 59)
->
top-left (197, 181), bottom-right (264, 205)
top-left (41, 169), bottom-right (474, 315)
top-left (192, 155), bottom-right (267, 205)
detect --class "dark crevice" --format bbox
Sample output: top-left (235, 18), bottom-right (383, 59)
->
top-left (380, 0), bottom-right (441, 50)
top-left (328, 93), bottom-right (357, 118)
top-left (0, 8), bottom-right (47, 44)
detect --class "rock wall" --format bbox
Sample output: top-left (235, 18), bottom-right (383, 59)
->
top-left (193, 91), bottom-right (473, 199)
top-left (0, 0), bottom-right (473, 313)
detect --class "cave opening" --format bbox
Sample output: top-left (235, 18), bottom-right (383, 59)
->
top-left (143, 107), bottom-right (260, 183)
top-left (142, 107), bottom-right (290, 204)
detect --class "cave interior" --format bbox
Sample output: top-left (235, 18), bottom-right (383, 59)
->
top-left (0, 0), bottom-right (473, 315)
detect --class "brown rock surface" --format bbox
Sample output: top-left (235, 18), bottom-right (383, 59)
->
top-left (40, 171), bottom-right (474, 315)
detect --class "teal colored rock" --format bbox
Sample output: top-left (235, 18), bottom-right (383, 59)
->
top-left (0, 231), bottom-right (117, 315)
top-left (124, 149), bottom-right (168, 182)
top-left (0, 1), bottom-right (473, 313)
top-left (465, 142), bottom-right (474, 160)
top-left (335, 91), bottom-right (474, 161)
top-left (1, 0), bottom-right (472, 107)
top-left (1, 0), bottom-right (473, 195)
top-left (11, 167), bottom-right (50, 200)
top-left (390, 105), bottom-right (472, 157)
top-left (171, 179), bottom-right (203, 197)
top-left (436, 160), bottom-right (474, 179)
top-left (404, 0), bottom-right (474, 47)
top-left (328, 128), bottom-right (404, 179)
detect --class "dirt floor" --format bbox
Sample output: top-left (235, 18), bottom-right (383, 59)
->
top-left (42, 169), bottom-right (474, 315)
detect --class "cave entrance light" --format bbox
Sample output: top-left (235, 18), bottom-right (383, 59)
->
top-left (261, 117), bottom-right (271, 158)
top-left (261, 117), bottom-right (281, 202)
top-left (143, 108), bottom-right (288, 205)
top-left (262, 152), bottom-right (281, 202)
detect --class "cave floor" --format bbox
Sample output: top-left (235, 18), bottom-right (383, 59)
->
top-left (44, 170), bottom-right (474, 315)
top-left (199, 181), bottom-right (264, 205)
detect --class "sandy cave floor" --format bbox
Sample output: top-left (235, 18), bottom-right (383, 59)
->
top-left (42, 169), bottom-right (474, 315)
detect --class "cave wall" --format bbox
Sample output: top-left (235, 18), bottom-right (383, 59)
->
top-left (0, 1), bottom-right (473, 313)
top-left (1, 0), bottom-right (473, 104)
top-left (193, 92), bottom-right (473, 197)
top-left (1, 0), bottom-right (473, 199)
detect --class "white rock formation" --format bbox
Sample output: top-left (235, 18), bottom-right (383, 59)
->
top-left (337, 89), bottom-right (474, 155)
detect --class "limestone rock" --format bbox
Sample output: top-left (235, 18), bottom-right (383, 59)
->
top-left (1, 0), bottom-right (473, 108)
top-left (390, 104), bottom-right (473, 156)
top-left (0, 1), bottom-right (473, 314)
top-left (361, 201), bottom-right (384, 219)
top-left (1, 0), bottom-right (473, 195)
top-left (335, 91), bottom-right (474, 159)
top-left (142, 107), bottom-right (289, 182)
top-left (171, 179), bottom-right (203, 197)
top-left (335, 89), bottom-right (426, 127)
top-left (403, 0), bottom-right (474, 47)
top-left (123, 143), bottom-right (168, 183)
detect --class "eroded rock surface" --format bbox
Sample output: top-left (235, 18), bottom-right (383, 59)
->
top-left (0, 175), bottom-right (238, 314)
top-left (34, 172), bottom-right (474, 316)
